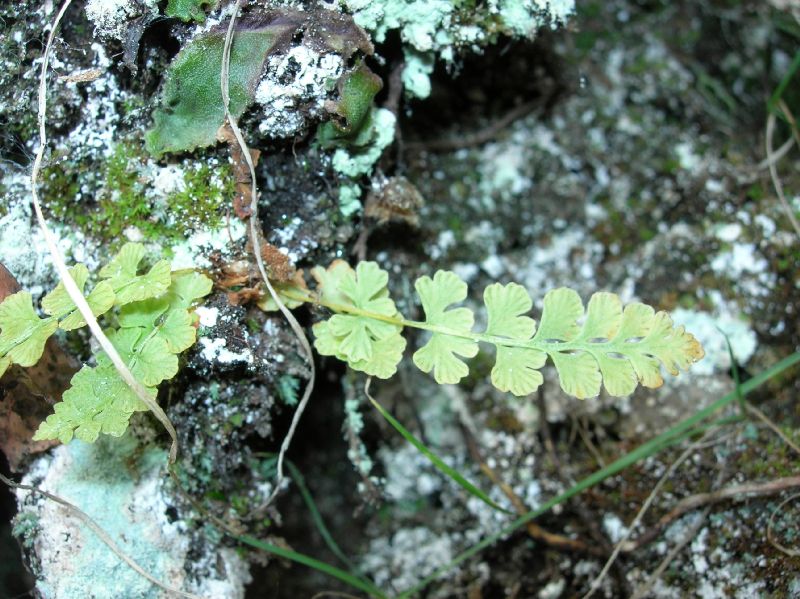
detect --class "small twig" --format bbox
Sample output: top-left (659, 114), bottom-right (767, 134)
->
top-left (404, 100), bottom-right (543, 153)
top-left (624, 475), bottom-right (800, 554)
top-left (1, 473), bottom-right (201, 599)
top-left (629, 434), bottom-right (734, 599)
top-left (573, 413), bottom-right (606, 468)
top-left (778, 98), bottom-right (800, 148)
top-left (745, 401), bottom-right (800, 457)
top-left (767, 491), bottom-right (800, 557)
top-left (459, 423), bottom-right (604, 556)
top-left (582, 428), bottom-right (721, 599)
top-left (622, 474), bottom-right (800, 553)
top-left (382, 60), bottom-right (405, 169)
top-left (630, 504), bottom-right (712, 599)
top-left (754, 136), bottom-right (794, 170)
top-left (536, 392), bottom-right (614, 554)
top-left (220, 1), bottom-right (316, 508)
top-left (310, 593), bottom-right (364, 599)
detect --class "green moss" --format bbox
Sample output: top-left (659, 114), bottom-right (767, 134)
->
top-left (43, 142), bottom-right (234, 247)
top-left (94, 142), bottom-right (150, 241)
top-left (166, 162), bottom-right (234, 234)
top-left (11, 512), bottom-right (39, 550)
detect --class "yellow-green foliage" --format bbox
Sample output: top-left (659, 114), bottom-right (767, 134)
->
top-left (264, 260), bottom-right (706, 399)
top-left (0, 243), bottom-right (211, 443)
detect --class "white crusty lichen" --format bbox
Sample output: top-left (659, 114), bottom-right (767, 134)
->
top-left (671, 307), bottom-right (757, 376)
top-left (343, 0), bottom-right (575, 98)
top-left (85, 0), bottom-right (158, 40)
top-left (254, 46), bottom-right (345, 139)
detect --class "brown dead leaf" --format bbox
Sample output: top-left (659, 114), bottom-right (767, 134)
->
top-left (0, 262), bottom-right (21, 299)
top-left (227, 287), bottom-right (263, 306)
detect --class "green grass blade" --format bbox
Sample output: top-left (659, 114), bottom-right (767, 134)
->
top-left (768, 49), bottom-right (800, 117)
top-left (717, 328), bottom-right (745, 416)
top-left (365, 388), bottom-right (511, 515)
top-left (236, 534), bottom-right (387, 598)
top-left (398, 352), bottom-right (800, 598)
top-left (285, 460), bottom-right (360, 574)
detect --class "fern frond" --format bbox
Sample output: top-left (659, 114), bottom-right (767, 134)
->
top-left (98, 242), bottom-right (172, 305)
top-left (312, 261), bottom-right (405, 378)
top-left (483, 282), bottom-right (546, 396)
top-left (412, 271), bottom-right (479, 385)
top-left (0, 291), bottom-right (58, 369)
top-left (33, 364), bottom-right (154, 443)
top-left (267, 262), bottom-right (705, 400)
top-left (41, 264), bottom-right (115, 330)
top-left (0, 242), bottom-right (212, 444)
top-left (33, 269), bottom-right (212, 443)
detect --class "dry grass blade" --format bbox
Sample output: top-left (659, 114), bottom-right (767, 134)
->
top-left (765, 111), bottom-right (800, 239)
top-left (745, 401), bottom-right (800, 457)
top-left (220, 0), bottom-right (316, 508)
top-left (581, 428), bottom-right (722, 599)
top-left (767, 491), bottom-right (800, 557)
top-left (29, 0), bottom-right (179, 464)
top-left (630, 505), bottom-right (712, 599)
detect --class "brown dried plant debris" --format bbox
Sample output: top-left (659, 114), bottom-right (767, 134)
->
top-left (210, 238), bottom-right (295, 307)
top-left (364, 176), bottom-right (425, 227)
top-left (218, 121), bottom-right (262, 219)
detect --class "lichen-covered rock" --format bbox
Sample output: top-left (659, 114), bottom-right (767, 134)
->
top-left (344, 0), bottom-right (574, 98)
top-left (14, 432), bottom-right (250, 598)
top-left (85, 0), bottom-right (158, 40)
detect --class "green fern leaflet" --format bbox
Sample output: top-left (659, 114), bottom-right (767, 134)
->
top-left (0, 243), bottom-right (211, 443)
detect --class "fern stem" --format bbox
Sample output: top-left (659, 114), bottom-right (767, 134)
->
top-left (280, 288), bottom-right (634, 359)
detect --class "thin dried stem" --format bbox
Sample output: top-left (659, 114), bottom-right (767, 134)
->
top-left (767, 491), bottom-right (800, 557)
top-left (630, 506), bottom-right (710, 599)
top-left (745, 401), bottom-right (800, 457)
top-left (581, 428), bottom-right (720, 599)
top-left (30, 0), bottom-right (179, 464)
top-left (766, 111), bottom-right (800, 239)
top-left (220, 0), bottom-right (316, 507)
top-left (460, 422), bottom-right (605, 556)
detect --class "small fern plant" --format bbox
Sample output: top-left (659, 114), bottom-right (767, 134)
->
top-left (264, 260), bottom-right (705, 398)
top-left (0, 243), bottom-right (211, 443)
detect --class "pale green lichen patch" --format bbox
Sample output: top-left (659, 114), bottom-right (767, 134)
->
top-left (338, 183), bottom-right (363, 216)
top-left (17, 436), bottom-right (181, 598)
top-left (14, 433), bottom-right (250, 598)
top-left (331, 108), bottom-right (396, 177)
top-left (343, 0), bottom-right (575, 98)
